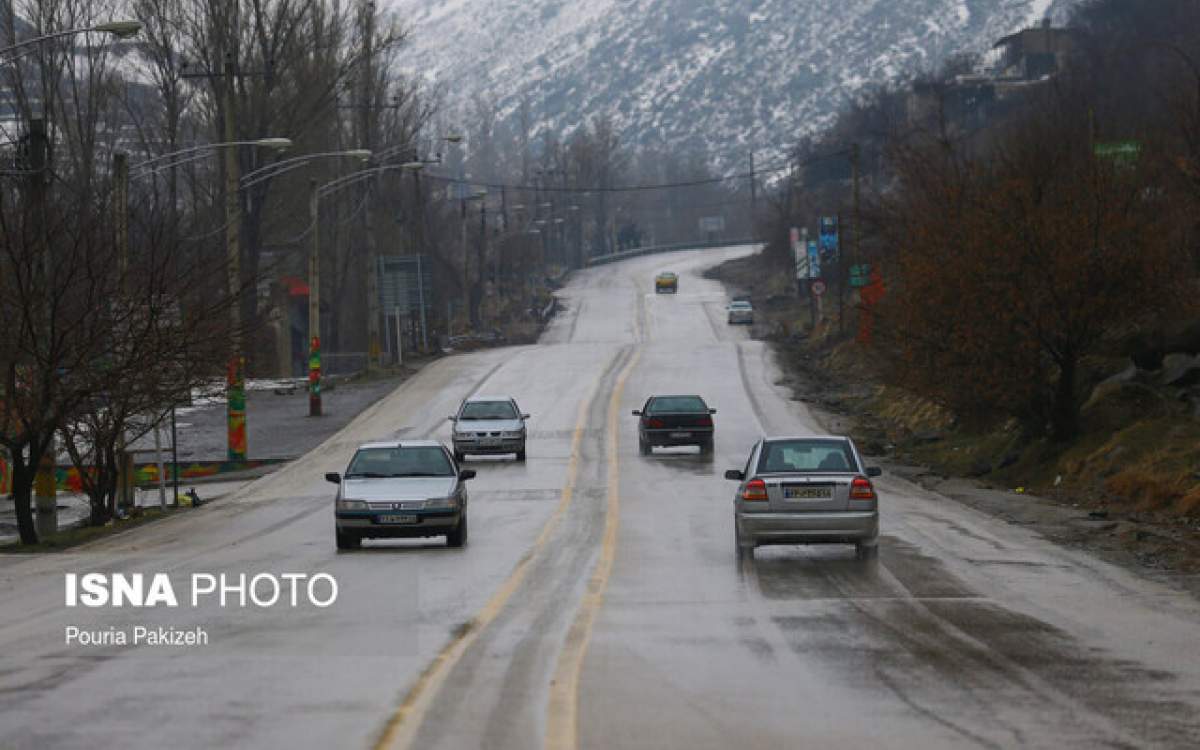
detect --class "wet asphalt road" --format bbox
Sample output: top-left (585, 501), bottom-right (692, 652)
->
top-left (1, 246), bottom-right (1199, 749)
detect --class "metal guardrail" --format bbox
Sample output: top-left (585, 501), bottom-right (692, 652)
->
top-left (584, 238), bottom-right (759, 267)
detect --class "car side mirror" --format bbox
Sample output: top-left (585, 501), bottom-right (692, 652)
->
top-left (459, 469), bottom-right (476, 481)
top-left (325, 472), bottom-right (341, 484)
top-left (724, 470), bottom-right (744, 481)
top-left (709, 408), bottom-right (717, 414)
top-left (867, 467), bottom-right (882, 477)
top-left (631, 410), bottom-right (642, 416)
top-left (521, 413), bottom-right (531, 420)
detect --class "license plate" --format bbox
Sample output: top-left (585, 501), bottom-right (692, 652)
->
top-left (783, 486), bottom-right (833, 500)
top-left (377, 514), bottom-right (418, 524)
top-left (670, 431), bottom-right (691, 438)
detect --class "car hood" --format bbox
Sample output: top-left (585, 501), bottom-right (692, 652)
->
top-left (453, 418), bottom-right (524, 433)
top-left (340, 477), bottom-right (457, 501)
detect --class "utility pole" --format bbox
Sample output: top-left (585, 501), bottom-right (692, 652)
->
top-left (361, 0), bottom-right (381, 371)
top-left (223, 59), bottom-right (247, 460)
top-left (29, 118), bottom-right (56, 538)
top-left (113, 151), bottom-right (134, 510)
top-left (477, 200), bottom-right (486, 326)
top-left (308, 179), bottom-right (323, 416)
top-left (749, 151), bottom-right (757, 240)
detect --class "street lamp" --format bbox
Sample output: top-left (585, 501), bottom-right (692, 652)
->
top-left (117, 137), bottom-right (292, 461)
top-left (240, 149), bottom-right (372, 189)
top-left (131, 138), bottom-right (293, 175)
top-left (0, 19), bottom-right (142, 60)
top-left (303, 162), bottom-right (424, 415)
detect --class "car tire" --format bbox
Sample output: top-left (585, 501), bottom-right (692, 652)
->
top-left (699, 437), bottom-right (713, 454)
top-left (335, 529), bottom-right (360, 550)
top-left (454, 450), bottom-right (465, 462)
top-left (446, 515), bottom-right (468, 548)
top-left (855, 540), bottom-right (879, 560)
top-left (516, 445), bottom-right (527, 462)
top-left (735, 524), bottom-right (752, 561)
top-left (639, 437), bottom-right (651, 455)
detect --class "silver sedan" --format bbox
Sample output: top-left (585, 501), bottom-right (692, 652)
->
top-left (726, 436), bottom-right (880, 559)
top-left (328, 440), bottom-right (474, 549)
top-left (449, 396), bottom-right (530, 461)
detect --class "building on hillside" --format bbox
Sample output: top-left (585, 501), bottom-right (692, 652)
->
top-left (992, 20), bottom-right (1078, 81)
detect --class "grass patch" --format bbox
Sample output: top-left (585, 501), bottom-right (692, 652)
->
top-left (0, 506), bottom-right (182, 553)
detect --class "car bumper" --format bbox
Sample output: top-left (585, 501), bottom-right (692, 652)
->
top-left (728, 315), bottom-right (753, 324)
top-left (453, 438), bottom-right (524, 455)
top-left (736, 510), bottom-right (878, 546)
top-left (642, 428), bottom-right (713, 446)
top-left (336, 510), bottom-right (461, 538)
top-left (655, 285), bottom-right (677, 293)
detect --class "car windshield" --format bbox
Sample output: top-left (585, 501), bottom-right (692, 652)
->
top-left (730, 302), bottom-right (752, 310)
top-left (345, 446), bottom-right (455, 478)
top-left (459, 400), bottom-right (518, 420)
top-left (757, 439), bottom-right (858, 473)
top-left (646, 396), bottom-right (708, 414)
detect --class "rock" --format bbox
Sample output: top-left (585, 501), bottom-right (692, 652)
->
top-left (1160, 353), bottom-right (1200, 387)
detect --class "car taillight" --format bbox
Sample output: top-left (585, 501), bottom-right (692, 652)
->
top-left (742, 479), bottom-right (768, 502)
top-left (647, 417), bottom-right (665, 428)
top-left (850, 477), bottom-right (876, 500)
top-left (695, 415), bottom-right (713, 427)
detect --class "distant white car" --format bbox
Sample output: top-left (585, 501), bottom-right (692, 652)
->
top-left (727, 300), bottom-right (754, 324)
top-left (449, 396), bottom-right (530, 461)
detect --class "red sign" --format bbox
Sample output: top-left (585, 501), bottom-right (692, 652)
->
top-left (811, 280), bottom-right (826, 296)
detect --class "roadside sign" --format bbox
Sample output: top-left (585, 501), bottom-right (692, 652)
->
top-left (819, 216), bottom-right (839, 265)
top-left (849, 263), bottom-right (872, 288)
top-left (811, 280), bottom-right (826, 296)
top-left (807, 240), bottom-right (821, 279)
top-left (1094, 140), bottom-right (1141, 167)
top-left (791, 228), bottom-right (807, 279)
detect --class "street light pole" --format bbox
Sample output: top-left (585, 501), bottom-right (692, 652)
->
top-left (308, 179), bottom-right (322, 416)
top-left (222, 59), bottom-right (247, 460)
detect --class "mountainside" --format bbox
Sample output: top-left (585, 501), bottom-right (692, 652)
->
top-left (392, 0), bottom-right (1078, 166)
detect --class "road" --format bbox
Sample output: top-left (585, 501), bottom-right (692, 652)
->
top-left (1, 246), bottom-right (1198, 749)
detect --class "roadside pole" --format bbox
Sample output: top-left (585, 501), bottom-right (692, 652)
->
top-left (308, 179), bottom-right (323, 416)
top-left (223, 60), bottom-right (247, 460)
top-left (170, 405), bottom-right (179, 505)
top-left (30, 118), bottom-right (57, 537)
top-left (394, 305), bottom-right (403, 366)
top-left (153, 420), bottom-right (167, 510)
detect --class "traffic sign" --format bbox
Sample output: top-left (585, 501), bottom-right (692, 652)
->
top-left (811, 280), bottom-right (826, 296)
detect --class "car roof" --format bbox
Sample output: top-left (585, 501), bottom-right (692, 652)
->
top-left (730, 300), bottom-right (753, 306)
top-left (657, 271), bottom-right (676, 276)
top-left (355, 439), bottom-right (444, 450)
top-left (463, 395), bottom-right (515, 403)
top-left (648, 394), bottom-right (707, 401)
top-left (761, 435), bottom-right (852, 445)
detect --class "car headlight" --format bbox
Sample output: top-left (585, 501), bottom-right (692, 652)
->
top-left (502, 431), bottom-right (524, 438)
top-left (336, 499), bottom-right (367, 511)
top-left (423, 497), bottom-right (460, 510)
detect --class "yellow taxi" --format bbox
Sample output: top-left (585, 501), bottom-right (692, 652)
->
top-left (654, 271), bottom-right (678, 294)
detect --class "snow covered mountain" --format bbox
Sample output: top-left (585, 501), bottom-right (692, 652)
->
top-left (391, 0), bottom-right (1078, 166)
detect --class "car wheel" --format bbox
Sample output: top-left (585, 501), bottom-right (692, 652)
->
top-left (855, 540), bottom-right (879, 560)
top-left (516, 445), bottom-right (527, 462)
top-left (734, 523), bottom-right (752, 561)
top-left (639, 437), bottom-right (650, 455)
top-left (454, 450), bottom-right (465, 462)
top-left (336, 529), bottom-right (361, 550)
top-left (699, 437), bottom-right (713, 454)
top-left (446, 514), bottom-right (468, 548)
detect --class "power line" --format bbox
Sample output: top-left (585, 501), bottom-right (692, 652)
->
top-left (418, 148), bottom-right (851, 195)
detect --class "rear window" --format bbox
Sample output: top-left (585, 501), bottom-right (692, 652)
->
top-left (646, 396), bottom-right (708, 414)
top-left (757, 440), bottom-right (858, 473)
top-left (730, 302), bottom-right (752, 309)
top-left (347, 446), bottom-right (454, 477)
top-left (460, 400), bottom-right (518, 419)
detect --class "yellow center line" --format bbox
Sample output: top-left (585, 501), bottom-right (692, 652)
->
top-left (544, 344), bottom-right (642, 750)
top-left (372, 360), bottom-right (611, 750)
